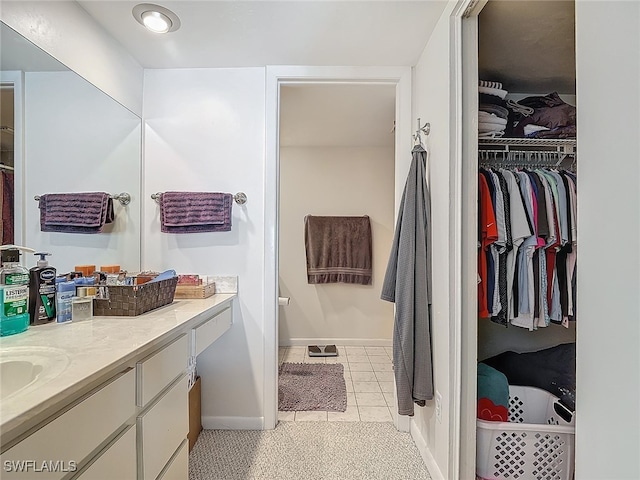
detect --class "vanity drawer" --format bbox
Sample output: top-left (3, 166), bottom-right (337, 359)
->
top-left (192, 306), bottom-right (232, 356)
top-left (137, 374), bottom-right (188, 480)
top-left (136, 334), bottom-right (188, 407)
top-left (157, 440), bottom-right (188, 480)
top-left (74, 425), bottom-right (136, 480)
top-left (0, 368), bottom-right (135, 480)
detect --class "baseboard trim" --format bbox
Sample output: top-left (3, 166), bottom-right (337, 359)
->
top-left (202, 416), bottom-right (265, 430)
top-left (410, 419), bottom-right (445, 480)
top-left (280, 338), bottom-right (392, 347)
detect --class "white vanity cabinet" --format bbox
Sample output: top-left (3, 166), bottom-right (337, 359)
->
top-left (0, 295), bottom-right (235, 480)
top-left (0, 368), bottom-right (136, 480)
top-left (136, 335), bottom-right (189, 480)
top-left (191, 305), bottom-right (232, 357)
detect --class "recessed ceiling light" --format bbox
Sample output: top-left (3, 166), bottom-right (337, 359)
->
top-left (133, 3), bottom-right (181, 33)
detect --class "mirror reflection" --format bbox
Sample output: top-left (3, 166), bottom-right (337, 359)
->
top-left (0, 22), bottom-right (141, 272)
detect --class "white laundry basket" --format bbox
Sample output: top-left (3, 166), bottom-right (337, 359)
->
top-left (476, 385), bottom-right (575, 480)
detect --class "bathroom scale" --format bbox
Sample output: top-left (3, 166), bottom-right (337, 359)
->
top-left (307, 345), bottom-right (338, 357)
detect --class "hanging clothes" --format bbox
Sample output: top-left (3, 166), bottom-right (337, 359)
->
top-left (477, 164), bottom-right (577, 330)
top-left (381, 144), bottom-right (433, 416)
top-left (1, 170), bottom-right (14, 244)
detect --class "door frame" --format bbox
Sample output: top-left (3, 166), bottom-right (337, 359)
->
top-left (264, 66), bottom-right (412, 430)
top-left (1, 71), bottom-right (25, 247)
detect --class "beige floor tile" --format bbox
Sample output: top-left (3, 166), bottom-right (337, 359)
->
top-left (346, 392), bottom-right (357, 405)
top-left (346, 354), bottom-right (370, 364)
top-left (374, 371), bottom-right (394, 382)
top-left (328, 406), bottom-right (360, 422)
top-left (353, 381), bottom-right (382, 393)
top-left (295, 411), bottom-right (328, 421)
top-left (355, 392), bottom-right (387, 407)
top-left (364, 346), bottom-right (387, 355)
top-left (379, 381), bottom-right (394, 393)
top-left (288, 345), bottom-right (306, 351)
top-left (324, 356), bottom-right (341, 363)
top-left (344, 347), bottom-right (366, 355)
top-left (350, 371), bottom-right (378, 382)
top-left (278, 411), bottom-right (295, 421)
top-left (384, 347), bottom-right (393, 356)
top-left (345, 380), bottom-right (354, 393)
top-left (367, 354), bottom-right (391, 364)
top-left (371, 363), bottom-right (393, 372)
top-left (283, 353), bottom-right (305, 363)
top-left (358, 406), bottom-right (392, 422)
top-left (383, 391), bottom-right (396, 407)
top-left (349, 362), bottom-right (373, 372)
top-left (304, 356), bottom-right (326, 363)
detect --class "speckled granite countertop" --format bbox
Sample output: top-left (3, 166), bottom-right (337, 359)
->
top-left (0, 294), bottom-right (235, 445)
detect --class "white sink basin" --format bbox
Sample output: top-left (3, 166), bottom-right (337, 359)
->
top-left (0, 347), bottom-right (69, 401)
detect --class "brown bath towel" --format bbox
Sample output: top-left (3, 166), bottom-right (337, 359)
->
top-left (304, 215), bottom-right (372, 285)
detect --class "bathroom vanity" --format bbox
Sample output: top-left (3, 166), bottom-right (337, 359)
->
top-left (0, 294), bottom-right (234, 479)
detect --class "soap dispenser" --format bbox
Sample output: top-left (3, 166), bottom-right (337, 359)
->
top-left (29, 252), bottom-right (57, 325)
top-left (0, 245), bottom-right (34, 336)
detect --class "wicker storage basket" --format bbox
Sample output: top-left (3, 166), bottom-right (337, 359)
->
top-left (476, 385), bottom-right (575, 480)
top-left (93, 277), bottom-right (178, 316)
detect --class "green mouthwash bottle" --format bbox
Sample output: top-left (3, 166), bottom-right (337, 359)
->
top-left (0, 245), bottom-right (34, 336)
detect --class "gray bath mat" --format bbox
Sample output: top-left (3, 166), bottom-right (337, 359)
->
top-left (278, 362), bottom-right (347, 412)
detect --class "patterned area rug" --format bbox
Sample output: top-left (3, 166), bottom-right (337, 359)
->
top-left (189, 422), bottom-right (432, 480)
top-left (278, 362), bottom-right (347, 412)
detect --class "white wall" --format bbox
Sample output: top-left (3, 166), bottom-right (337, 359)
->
top-left (575, 1), bottom-right (640, 478)
top-left (24, 71), bottom-right (141, 272)
top-left (279, 146), bottom-right (395, 345)
top-left (0, 1), bottom-right (143, 116)
top-left (143, 67), bottom-right (266, 428)
top-left (410, 2), bottom-right (458, 478)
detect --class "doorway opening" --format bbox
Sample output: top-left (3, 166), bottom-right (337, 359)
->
top-left (277, 82), bottom-right (396, 423)
top-left (264, 67), bottom-right (412, 431)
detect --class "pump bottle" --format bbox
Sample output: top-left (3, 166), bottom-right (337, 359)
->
top-left (29, 252), bottom-right (57, 325)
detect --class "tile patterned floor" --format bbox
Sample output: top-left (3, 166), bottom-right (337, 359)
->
top-left (278, 345), bottom-right (395, 423)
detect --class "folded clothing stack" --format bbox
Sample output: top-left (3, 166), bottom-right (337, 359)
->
top-left (478, 80), bottom-right (509, 138)
top-left (510, 92), bottom-right (576, 139)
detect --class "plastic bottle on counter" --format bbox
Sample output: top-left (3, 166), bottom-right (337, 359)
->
top-left (0, 245), bottom-right (35, 336)
top-left (29, 252), bottom-right (57, 325)
top-left (55, 279), bottom-right (75, 323)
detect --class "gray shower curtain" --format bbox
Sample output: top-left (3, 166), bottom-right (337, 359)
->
top-left (381, 144), bottom-right (433, 416)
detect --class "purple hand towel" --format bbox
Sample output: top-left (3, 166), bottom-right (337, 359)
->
top-left (159, 191), bottom-right (233, 233)
top-left (39, 192), bottom-right (114, 234)
top-left (304, 215), bottom-right (372, 285)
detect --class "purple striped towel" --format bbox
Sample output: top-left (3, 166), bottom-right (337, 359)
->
top-left (159, 192), bottom-right (233, 233)
top-left (39, 192), bottom-right (114, 234)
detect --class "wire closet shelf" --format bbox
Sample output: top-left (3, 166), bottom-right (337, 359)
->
top-left (478, 138), bottom-right (576, 171)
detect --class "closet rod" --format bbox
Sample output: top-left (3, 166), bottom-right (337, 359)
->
top-left (0, 163), bottom-right (14, 171)
top-left (150, 191), bottom-right (248, 205)
top-left (34, 192), bottom-right (132, 206)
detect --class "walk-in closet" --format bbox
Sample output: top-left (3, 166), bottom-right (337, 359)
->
top-left (474, 2), bottom-right (577, 479)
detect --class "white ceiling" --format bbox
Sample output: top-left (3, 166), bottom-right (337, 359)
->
top-left (77, 1), bottom-right (448, 68)
top-left (280, 84), bottom-right (396, 147)
top-left (479, 0), bottom-right (576, 95)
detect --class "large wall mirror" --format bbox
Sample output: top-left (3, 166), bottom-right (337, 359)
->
top-left (0, 22), bottom-right (141, 273)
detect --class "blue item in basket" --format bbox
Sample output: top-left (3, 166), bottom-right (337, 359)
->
top-left (147, 269), bottom-right (177, 283)
top-left (477, 362), bottom-right (509, 409)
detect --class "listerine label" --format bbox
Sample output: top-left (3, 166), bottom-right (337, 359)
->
top-left (3, 285), bottom-right (28, 317)
top-left (4, 273), bottom-right (29, 285)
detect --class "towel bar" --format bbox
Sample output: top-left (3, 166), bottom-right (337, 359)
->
top-left (34, 192), bottom-right (131, 206)
top-left (150, 191), bottom-right (247, 205)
